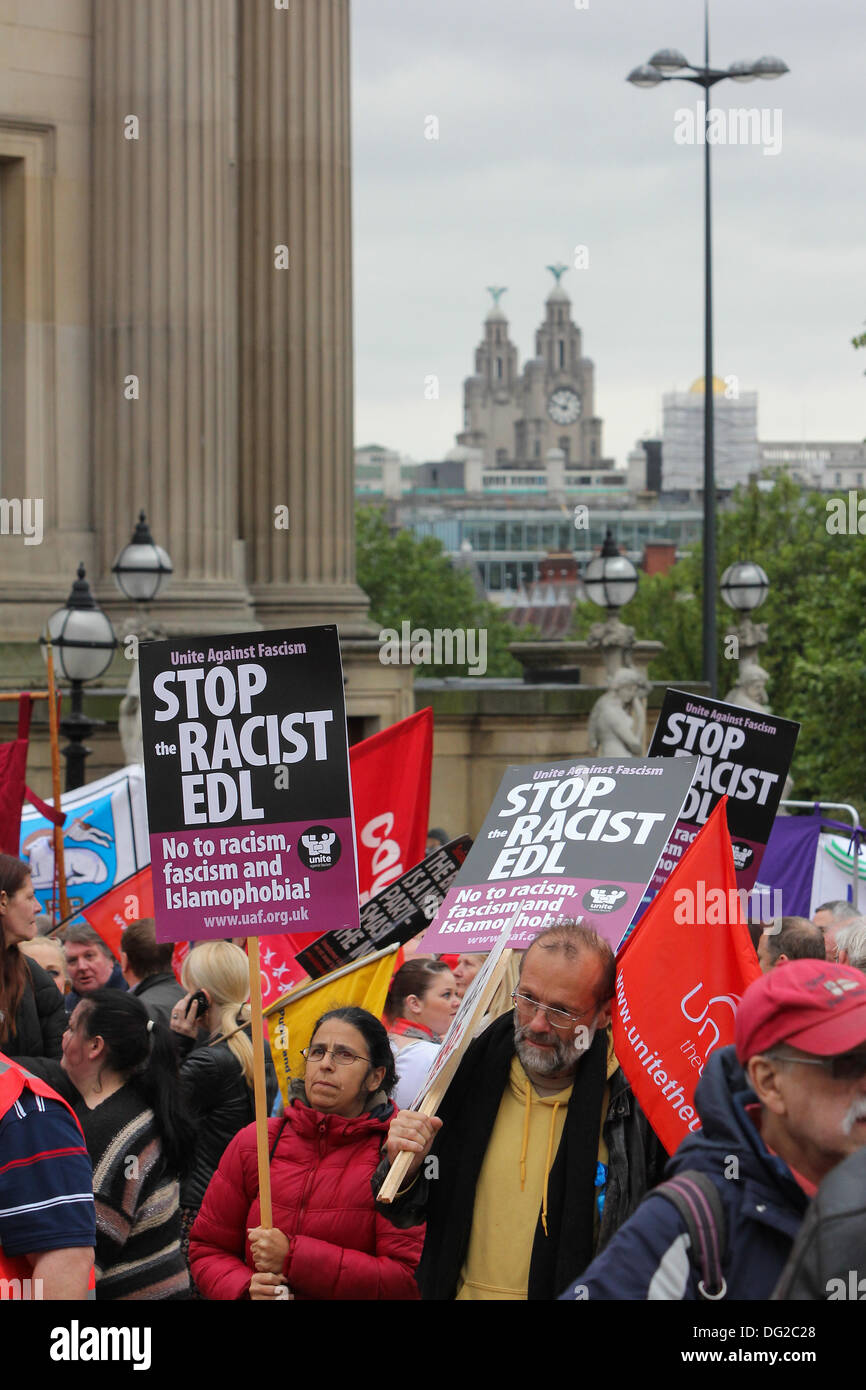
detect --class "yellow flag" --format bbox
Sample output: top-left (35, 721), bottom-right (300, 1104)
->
top-left (265, 947), bottom-right (398, 1109)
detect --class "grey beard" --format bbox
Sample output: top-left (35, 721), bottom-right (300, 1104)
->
top-left (513, 1018), bottom-right (595, 1077)
top-left (841, 1096), bottom-right (866, 1136)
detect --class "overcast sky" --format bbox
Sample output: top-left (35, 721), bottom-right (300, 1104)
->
top-left (351, 0), bottom-right (866, 470)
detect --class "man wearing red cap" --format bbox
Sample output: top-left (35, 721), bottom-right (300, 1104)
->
top-left (560, 960), bottom-right (866, 1301)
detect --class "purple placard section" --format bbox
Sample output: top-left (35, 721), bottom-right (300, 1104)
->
top-left (646, 689), bottom-right (800, 897)
top-left (420, 876), bottom-right (648, 954)
top-left (151, 816), bottom-right (357, 943)
top-left (646, 819), bottom-right (768, 897)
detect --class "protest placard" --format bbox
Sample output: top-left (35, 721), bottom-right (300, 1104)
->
top-left (418, 757), bottom-right (696, 955)
top-left (646, 688), bottom-right (800, 897)
top-left (295, 835), bottom-right (472, 977)
top-left (138, 626), bottom-right (359, 945)
top-left (138, 624), bottom-right (360, 1231)
top-left (377, 911), bottom-right (516, 1203)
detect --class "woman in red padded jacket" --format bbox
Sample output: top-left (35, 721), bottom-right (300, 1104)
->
top-left (189, 1006), bottom-right (424, 1300)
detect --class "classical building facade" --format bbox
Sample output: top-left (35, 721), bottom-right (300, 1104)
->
top-left (0, 0), bottom-right (412, 774)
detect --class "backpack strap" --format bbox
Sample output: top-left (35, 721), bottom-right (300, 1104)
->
top-left (269, 1115), bottom-right (289, 1162)
top-left (649, 1170), bottom-right (728, 1300)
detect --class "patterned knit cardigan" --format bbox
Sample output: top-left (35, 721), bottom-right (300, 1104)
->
top-left (76, 1083), bottom-right (189, 1300)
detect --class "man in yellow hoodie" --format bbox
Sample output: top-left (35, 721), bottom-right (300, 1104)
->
top-left (375, 921), bottom-right (666, 1299)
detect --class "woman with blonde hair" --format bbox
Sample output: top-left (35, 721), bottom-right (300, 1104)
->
top-left (168, 941), bottom-right (275, 1279)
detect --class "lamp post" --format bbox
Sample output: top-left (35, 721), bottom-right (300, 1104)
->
top-left (583, 527), bottom-right (642, 684)
top-left (42, 564), bottom-right (118, 791)
top-left (720, 557), bottom-right (770, 686)
top-left (720, 560), bottom-right (769, 616)
top-left (627, 8), bottom-right (787, 695)
top-left (111, 511), bottom-right (173, 602)
top-left (583, 527), bottom-right (639, 617)
top-left (111, 512), bottom-right (173, 768)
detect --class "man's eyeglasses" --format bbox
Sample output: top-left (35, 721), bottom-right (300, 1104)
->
top-left (301, 1044), bottom-right (370, 1067)
top-left (511, 990), bottom-right (593, 1031)
top-left (768, 1050), bottom-right (866, 1082)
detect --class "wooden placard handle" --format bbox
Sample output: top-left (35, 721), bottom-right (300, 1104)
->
top-left (377, 1076), bottom-right (448, 1205)
top-left (247, 936), bottom-right (273, 1228)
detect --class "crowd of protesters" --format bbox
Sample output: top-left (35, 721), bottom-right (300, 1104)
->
top-left (3, 843), bottom-right (866, 1303)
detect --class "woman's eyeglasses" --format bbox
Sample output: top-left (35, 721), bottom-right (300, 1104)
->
top-left (301, 1044), bottom-right (371, 1067)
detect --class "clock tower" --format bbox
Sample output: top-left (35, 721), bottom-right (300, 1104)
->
top-left (515, 264), bottom-right (602, 467)
top-left (457, 288), bottom-right (521, 467)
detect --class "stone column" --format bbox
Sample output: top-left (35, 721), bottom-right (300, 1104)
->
top-left (237, 0), bottom-right (374, 634)
top-left (91, 0), bottom-right (254, 632)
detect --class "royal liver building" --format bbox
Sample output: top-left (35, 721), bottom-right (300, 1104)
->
top-left (456, 266), bottom-right (610, 476)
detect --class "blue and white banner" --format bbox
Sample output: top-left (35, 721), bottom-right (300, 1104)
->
top-left (19, 764), bottom-right (150, 923)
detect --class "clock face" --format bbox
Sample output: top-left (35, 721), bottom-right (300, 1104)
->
top-left (547, 388), bottom-right (582, 425)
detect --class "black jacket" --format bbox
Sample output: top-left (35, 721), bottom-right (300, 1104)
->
top-left (773, 1144), bottom-right (866, 1300)
top-left (7, 958), bottom-right (67, 1066)
top-left (374, 1011), bottom-right (667, 1299)
top-left (563, 1046), bottom-right (810, 1300)
top-left (131, 972), bottom-right (185, 1028)
top-left (176, 1030), bottom-right (278, 1212)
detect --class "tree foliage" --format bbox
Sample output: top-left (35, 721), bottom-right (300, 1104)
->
top-left (572, 476), bottom-right (866, 814)
top-left (356, 505), bottom-right (531, 677)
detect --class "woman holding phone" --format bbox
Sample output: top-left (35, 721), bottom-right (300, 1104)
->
top-left (169, 940), bottom-right (276, 1278)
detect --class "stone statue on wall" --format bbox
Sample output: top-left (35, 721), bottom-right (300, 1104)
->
top-left (724, 661), bottom-right (771, 715)
top-left (585, 615), bottom-right (636, 683)
top-left (725, 614), bottom-right (768, 671)
top-left (118, 662), bottom-right (143, 767)
top-left (587, 667), bottom-right (649, 758)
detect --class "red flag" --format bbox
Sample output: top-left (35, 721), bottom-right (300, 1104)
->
top-left (611, 796), bottom-right (761, 1155)
top-left (80, 866), bottom-right (155, 960)
top-left (256, 932), bottom-right (321, 1006)
top-left (171, 939), bottom-right (190, 984)
top-left (350, 708), bottom-right (433, 904)
top-left (0, 697), bottom-right (33, 855)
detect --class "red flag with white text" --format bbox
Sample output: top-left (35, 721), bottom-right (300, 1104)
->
top-left (349, 708), bottom-right (433, 904)
top-left (612, 796), bottom-right (761, 1155)
top-left (82, 866), bottom-right (155, 961)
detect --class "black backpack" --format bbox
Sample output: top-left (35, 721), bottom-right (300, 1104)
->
top-left (648, 1170), bottom-right (729, 1299)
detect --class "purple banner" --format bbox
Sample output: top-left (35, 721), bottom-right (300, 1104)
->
top-left (150, 816), bottom-right (357, 943)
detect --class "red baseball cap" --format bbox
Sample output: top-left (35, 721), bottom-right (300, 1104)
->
top-left (735, 959), bottom-right (866, 1062)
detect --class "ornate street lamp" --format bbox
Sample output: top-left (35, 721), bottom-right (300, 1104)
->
top-left (720, 560), bottom-right (771, 702)
top-left (41, 564), bottom-right (118, 790)
top-left (583, 528), bottom-right (639, 616)
top-left (627, 8), bottom-right (788, 694)
top-left (720, 560), bottom-right (769, 613)
top-left (111, 511), bottom-right (173, 602)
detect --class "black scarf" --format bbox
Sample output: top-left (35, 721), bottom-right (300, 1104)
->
top-left (417, 1011), bottom-right (608, 1300)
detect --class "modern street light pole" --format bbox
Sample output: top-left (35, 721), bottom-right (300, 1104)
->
top-left (627, 6), bottom-right (788, 695)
